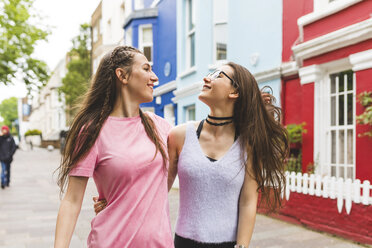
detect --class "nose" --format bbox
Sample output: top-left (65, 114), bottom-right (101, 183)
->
top-left (203, 77), bottom-right (211, 83)
top-left (150, 71), bottom-right (159, 82)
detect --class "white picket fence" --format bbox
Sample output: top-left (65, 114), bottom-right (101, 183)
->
top-left (284, 171), bottom-right (372, 215)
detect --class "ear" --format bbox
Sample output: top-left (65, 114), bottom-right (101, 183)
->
top-left (115, 68), bottom-right (128, 84)
top-left (228, 91), bottom-right (239, 99)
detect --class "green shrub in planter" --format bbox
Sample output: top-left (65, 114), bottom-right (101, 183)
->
top-left (25, 129), bottom-right (42, 136)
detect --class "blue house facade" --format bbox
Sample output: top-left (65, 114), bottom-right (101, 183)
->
top-left (124, 0), bottom-right (177, 125)
top-left (174, 0), bottom-right (283, 124)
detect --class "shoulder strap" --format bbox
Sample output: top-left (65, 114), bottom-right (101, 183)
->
top-left (196, 119), bottom-right (205, 139)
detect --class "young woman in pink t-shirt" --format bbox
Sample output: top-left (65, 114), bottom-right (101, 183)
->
top-left (54, 46), bottom-right (174, 248)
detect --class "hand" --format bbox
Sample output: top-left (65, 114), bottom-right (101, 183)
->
top-left (261, 92), bottom-right (272, 104)
top-left (93, 196), bottom-right (107, 215)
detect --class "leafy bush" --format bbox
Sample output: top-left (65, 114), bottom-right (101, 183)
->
top-left (25, 129), bottom-right (42, 136)
top-left (356, 91), bottom-right (372, 138)
top-left (286, 122), bottom-right (307, 144)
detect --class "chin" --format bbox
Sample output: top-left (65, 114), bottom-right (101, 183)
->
top-left (198, 93), bottom-right (210, 106)
top-left (143, 96), bottom-right (153, 103)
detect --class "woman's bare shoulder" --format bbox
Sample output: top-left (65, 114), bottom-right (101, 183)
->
top-left (168, 121), bottom-right (200, 145)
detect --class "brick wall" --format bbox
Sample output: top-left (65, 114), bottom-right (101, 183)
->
top-left (258, 192), bottom-right (372, 245)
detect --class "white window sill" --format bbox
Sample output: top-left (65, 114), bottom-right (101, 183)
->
top-left (179, 66), bottom-right (197, 79)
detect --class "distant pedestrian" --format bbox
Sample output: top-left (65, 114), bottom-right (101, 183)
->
top-left (0, 125), bottom-right (17, 189)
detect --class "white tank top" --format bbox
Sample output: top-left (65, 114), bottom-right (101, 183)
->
top-left (175, 122), bottom-right (245, 243)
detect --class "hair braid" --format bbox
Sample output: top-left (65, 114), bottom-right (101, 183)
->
top-left (139, 109), bottom-right (168, 170)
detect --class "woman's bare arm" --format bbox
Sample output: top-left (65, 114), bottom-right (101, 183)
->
top-left (54, 176), bottom-right (88, 248)
top-left (167, 124), bottom-right (187, 191)
top-left (236, 157), bottom-right (259, 247)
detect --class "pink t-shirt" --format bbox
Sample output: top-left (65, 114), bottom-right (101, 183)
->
top-left (69, 112), bottom-right (174, 248)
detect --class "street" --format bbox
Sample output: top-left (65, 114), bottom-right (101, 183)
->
top-left (0, 149), bottom-right (368, 248)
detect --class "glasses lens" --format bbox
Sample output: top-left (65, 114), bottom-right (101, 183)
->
top-left (211, 70), bottom-right (221, 80)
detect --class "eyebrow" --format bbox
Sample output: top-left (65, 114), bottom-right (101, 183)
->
top-left (143, 63), bottom-right (152, 69)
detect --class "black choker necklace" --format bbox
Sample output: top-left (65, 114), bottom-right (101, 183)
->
top-left (206, 118), bottom-right (233, 126)
top-left (207, 115), bottom-right (233, 120)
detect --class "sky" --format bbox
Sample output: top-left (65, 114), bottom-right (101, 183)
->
top-left (0, 0), bottom-right (101, 103)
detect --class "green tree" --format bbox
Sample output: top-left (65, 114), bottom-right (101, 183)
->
top-left (59, 23), bottom-right (91, 122)
top-left (0, 0), bottom-right (50, 90)
top-left (0, 97), bottom-right (18, 131)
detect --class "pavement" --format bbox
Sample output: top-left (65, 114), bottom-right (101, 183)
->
top-left (0, 149), bottom-right (369, 248)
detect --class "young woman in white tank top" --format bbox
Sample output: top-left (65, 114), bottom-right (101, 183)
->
top-left (167, 62), bottom-right (288, 248)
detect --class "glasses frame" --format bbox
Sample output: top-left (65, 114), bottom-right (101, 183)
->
top-left (207, 69), bottom-right (239, 89)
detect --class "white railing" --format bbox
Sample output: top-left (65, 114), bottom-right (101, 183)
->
top-left (284, 171), bottom-right (372, 215)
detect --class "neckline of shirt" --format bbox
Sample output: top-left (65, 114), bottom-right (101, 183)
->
top-left (107, 115), bottom-right (141, 121)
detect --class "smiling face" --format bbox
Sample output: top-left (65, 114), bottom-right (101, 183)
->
top-left (121, 53), bottom-right (159, 104)
top-left (198, 65), bottom-right (238, 107)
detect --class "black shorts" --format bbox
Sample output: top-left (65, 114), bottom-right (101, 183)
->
top-left (174, 233), bottom-right (236, 248)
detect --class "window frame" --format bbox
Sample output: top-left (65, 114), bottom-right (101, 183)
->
top-left (138, 24), bottom-right (153, 64)
top-left (185, 0), bottom-right (196, 69)
top-left (318, 68), bottom-right (356, 180)
top-left (327, 70), bottom-right (356, 179)
top-left (212, 0), bottom-right (228, 63)
top-left (185, 104), bottom-right (196, 122)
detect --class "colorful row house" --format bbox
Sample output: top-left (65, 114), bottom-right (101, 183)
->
top-left (123, 0), bottom-right (177, 125)
top-left (277, 0), bottom-right (372, 244)
top-left (91, 0), bottom-right (177, 126)
top-left (174, 0), bottom-right (283, 123)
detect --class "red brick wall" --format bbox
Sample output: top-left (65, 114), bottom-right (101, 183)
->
top-left (303, 1), bottom-right (372, 42)
top-left (258, 192), bottom-right (372, 244)
top-left (303, 39), bottom-right (372, 67)
top-left (283, 77), bottom-right (302, 126)
top-left (282, 0), bottom-right (313, 61)
top-left (355, 68), bottom-right (372, 181)
top-left (301, 83), bottom-right (314, 172)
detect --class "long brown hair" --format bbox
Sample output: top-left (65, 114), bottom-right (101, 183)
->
top-left (57, 46), bottom-right (168, 194)
top-left (227, 62), bottom-right (289, 212)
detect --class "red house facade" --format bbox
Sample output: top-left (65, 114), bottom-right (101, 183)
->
top-left (275, 0), bottom-right (372, 244)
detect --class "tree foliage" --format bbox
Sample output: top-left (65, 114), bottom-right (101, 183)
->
top-left (59, 23), bottom-right (91, 121)
top-left (0, 0), bottom-right (50, 91)
top-left (0, 97), bottom-right (18, 130)
top-left (356, 91), bottom-right (372, 138)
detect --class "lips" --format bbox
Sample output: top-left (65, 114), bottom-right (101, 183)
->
top-left (202, 84), bottom-right (211, 90)
top-left (147, 84), bottom-right (154, 90)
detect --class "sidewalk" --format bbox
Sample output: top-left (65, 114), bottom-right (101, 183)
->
top-left (0, 149), bottom-right (368, 248)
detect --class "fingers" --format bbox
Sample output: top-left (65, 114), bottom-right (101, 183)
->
top-left (261, 93), bottom-right (272, 104)
top-left (94, 200), bottom-right (107, 215)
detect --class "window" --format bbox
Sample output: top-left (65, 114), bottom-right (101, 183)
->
top-left (134, 0), bottom-right (144, 10)
top-left (164, 104), bottom-right (175, 126)
top-left (99, 18), bottom-right (103, 35)
top-left (139, 25), bottom-right (153, 63)
top-left (186, 0), bottom-right (195, 68)
top-left (125, 28), bottom-right (132, 46)
top-left (93, 25), bottom-right (98, 42)
top-left (185, 105), bottom-right (196, 121)
top-left (328, 70), bottom-right (355, 179)
top-left (213, 0), bottom-right (228, 62)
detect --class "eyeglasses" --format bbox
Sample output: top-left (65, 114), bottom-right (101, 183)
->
top-left (206, 70), bottom-right (238, 89)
